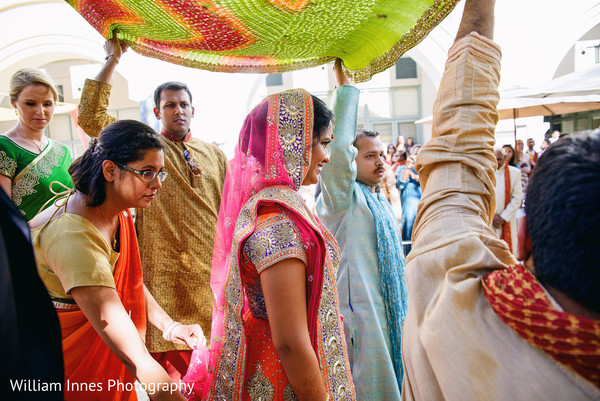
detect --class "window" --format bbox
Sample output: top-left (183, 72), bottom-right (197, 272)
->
top-left (266, 74), bottom-right (283, 86)
top-left (397, 122), bottom-right (416, 143)
top-left (56, 84), bottom-right (64, 103)
top-left (392, 87), bottom-right (419, 116)
top-left (372, 123), bottom-right (392, 144)
top-left (395, 58), bottom-right (417, 80)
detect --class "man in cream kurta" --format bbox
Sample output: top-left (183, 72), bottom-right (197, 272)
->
top-left (493, 148), bottom-right (523, 252)
top-left (401, 0), bottom-right (600, 399)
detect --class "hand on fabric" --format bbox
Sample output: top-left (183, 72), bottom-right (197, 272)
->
top-left (104, 30), bottom-right (128, 63)
top-left (492, 214), bottom-right (505, 228)
top-left (170, 324), bottom-right (206, 349)
top-left (333, 58), bottom-right (353, 87)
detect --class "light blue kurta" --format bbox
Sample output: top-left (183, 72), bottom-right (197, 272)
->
top-left (316, 85), bottom-right (401, 400)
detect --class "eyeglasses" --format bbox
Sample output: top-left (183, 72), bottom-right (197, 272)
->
top-left (183, 149), bottom-right (202, 176)
top-left (115, 162), bottom-right (169, 182)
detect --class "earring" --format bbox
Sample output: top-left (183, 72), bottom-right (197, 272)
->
top-left (14, 109), bottom-right (18, 116)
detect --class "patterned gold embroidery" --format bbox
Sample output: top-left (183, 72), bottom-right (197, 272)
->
top-left (244, 213), bottom-right (307, 273)
top-left (245, 278), bottom-right (268, 320)
top-left (247, 363), bottom-right (274, 401)
top-left (282, 383), bottom-right (297, 401)
top-left (265, 91), bottom-right (312, 189)
top-left (317, 259), bottom-right (352, 400)
top-left (0, 150), bottom-right (17, 179)
top-left (11, 142), bottom-right (66, 207)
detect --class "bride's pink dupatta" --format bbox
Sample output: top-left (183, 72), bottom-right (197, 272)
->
top-left (184, 89), bottom-right (331, 400)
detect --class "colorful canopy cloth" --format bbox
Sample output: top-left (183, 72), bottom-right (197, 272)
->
top-left (66, 0), bottom-right (459, 82)
top-left (483, 264), bottom-right (600, 388)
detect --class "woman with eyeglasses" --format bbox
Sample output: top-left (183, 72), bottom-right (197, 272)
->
top-left (29, 120), bottom-right (204, 401)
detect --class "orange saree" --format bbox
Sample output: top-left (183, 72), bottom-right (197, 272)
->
top-left (56, 211), bottom-right (146, 400)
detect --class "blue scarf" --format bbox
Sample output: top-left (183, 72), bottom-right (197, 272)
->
top-left (357, 181), bottom-right (408, 389)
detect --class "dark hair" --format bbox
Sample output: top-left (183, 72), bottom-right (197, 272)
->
top-left (353, 129), bottom-right (380, 146)
top-left (69, 120), bottom-right (165, 207)
top-left (393, 150), bottom-right (407, 162)
top-left (525, 129), bottom-right (600, 313)
top-left (502, 144), bottom-right (516, 166)
top-left (311, 95), bottom-right (333, 140)
top-left (154, 81), bottom-right (193, 108)
top-left (542, 138), bottom-right (551, 146)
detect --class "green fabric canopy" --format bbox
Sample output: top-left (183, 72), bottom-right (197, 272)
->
top-left (67, 0), bottom-right (459, 82)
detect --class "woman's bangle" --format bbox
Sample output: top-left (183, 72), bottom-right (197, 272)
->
top-left (162, 321), bottom-right (181, 342)
top-left (105, 54), bottom-right (119, 64)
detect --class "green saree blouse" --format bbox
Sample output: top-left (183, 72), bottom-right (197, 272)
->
top-left (0, 135), bottom-right (73, 220)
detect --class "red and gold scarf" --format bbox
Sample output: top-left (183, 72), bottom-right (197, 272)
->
top-left (483, 264), bottom-right (600, 387)
top-left (500, 161), bottom-right (512, 252)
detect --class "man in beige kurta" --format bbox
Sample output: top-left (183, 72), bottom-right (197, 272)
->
top-left (401, 0), bottom-right (600, 399)
top-left (493, 148), bottom-right (522, 252)
top-left (78, 38), bottom-right (227, 381)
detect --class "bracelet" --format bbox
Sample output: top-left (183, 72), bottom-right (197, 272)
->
top-left (162, 321), bottom-right (181, 342)
top-left (105, 54), bottom-right (119, 64)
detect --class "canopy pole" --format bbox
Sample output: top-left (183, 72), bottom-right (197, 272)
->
top-left (513, 108), bottom-right (517, 146)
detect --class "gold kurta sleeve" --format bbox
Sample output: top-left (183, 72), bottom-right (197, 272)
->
top-left (77, 79), bottom-right (118, 138)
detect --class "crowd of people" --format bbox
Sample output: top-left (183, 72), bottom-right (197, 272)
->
top-left (1, 0), bottom-right (599, 400)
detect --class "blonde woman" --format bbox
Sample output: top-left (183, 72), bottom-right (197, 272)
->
top-left (0, 68), bottom-right (73, 220)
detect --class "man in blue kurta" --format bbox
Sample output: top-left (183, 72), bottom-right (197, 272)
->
top-left (316, 63), bottom-right (408, 400)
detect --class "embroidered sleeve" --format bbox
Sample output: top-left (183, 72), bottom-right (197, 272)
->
top-left (0, 149), bottom-right (17, 180)
top-left (243, 212), bottom-right (307, 274)
top-left (77, 79), bottom-right (118, 138)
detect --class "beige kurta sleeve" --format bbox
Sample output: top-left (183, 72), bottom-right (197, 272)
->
top-left (408, 32), bottom-right (515, 267)
top-left (77, 79), bottom-right (118, 138)
top-left (401, 32), bottom-right (517, 400)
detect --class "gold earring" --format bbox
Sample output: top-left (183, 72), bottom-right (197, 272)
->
top-left (14, 109), bottom-right (18, 116)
